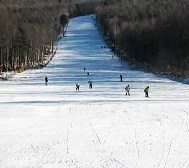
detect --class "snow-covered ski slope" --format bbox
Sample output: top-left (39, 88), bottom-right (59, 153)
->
top-left (1, 15), bottom-right (189, 168)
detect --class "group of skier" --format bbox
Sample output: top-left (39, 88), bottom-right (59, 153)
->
top-left (75, 81), bottom-right (92, 91)
top-left (44, 72), bottom-right (150, 97)
top-left (121, 74), bottom-right (149, 97)
top-left (75, 68), bottom-right (92, 91)
top-left (124, 84), bottom-right (149, 97)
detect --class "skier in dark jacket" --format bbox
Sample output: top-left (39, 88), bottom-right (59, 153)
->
top-left (120, 75), bottom-right (123, 82)
top-left (144, 86), bottom-right (149, 97)
top-left (88, 81), bottom-right (93, 89)
top-left (125, 85), bottom-right (130, 96)
top-left (45, 76), bottom-right (48, 85)
top-left (76, 83), bottom-right (80, 91)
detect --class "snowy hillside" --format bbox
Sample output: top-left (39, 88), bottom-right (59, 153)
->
top-left (0, 15), bottom-right (189, 168)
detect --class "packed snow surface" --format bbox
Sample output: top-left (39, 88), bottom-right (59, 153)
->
top-left (0, 15), bottom-right (189, 168)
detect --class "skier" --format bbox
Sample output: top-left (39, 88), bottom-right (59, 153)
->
top-left (88, 80), bottom-right (93, 89)
top-left (45, 76), bottom-right (48, 85)
top-left (125, 85), bottom-right (130, 96)
top-left (87, 72), bottom-right (89, 76)
top-left (144, 86), bottom-right (149, 97)
top-left (76, 83), bottom-right (80, 91)
top-left (120, 75), bottom-right (123, 82)
top-left (84, 67), bottom-right (86, 71)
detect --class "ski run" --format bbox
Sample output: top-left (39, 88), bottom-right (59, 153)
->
top-left (0, 15), bottom-right (189, 168)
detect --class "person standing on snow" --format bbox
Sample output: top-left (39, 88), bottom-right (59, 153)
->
top-left (88, 80), bottom-right (93, 89)
top-left (45, 76), bottom-right (48, 85)
top-left (76, 83), bottom-right (80, 91)
top-left (125, 85), bottom-right (130, 96)
top-left (120, 75), bottom-right (123, 82)
top-left (144, 86), bottom-right (149, 97)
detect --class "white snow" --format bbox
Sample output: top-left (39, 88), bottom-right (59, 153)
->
top-left (0, 15), bottom-right (189, 168)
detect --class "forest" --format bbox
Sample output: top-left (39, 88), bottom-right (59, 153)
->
top-left (2, 0), bottom-right (188, 78)
top-left (96, 0), bottom-right (189, 77)
top-left (0, 0), bottom-right (100, 75)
